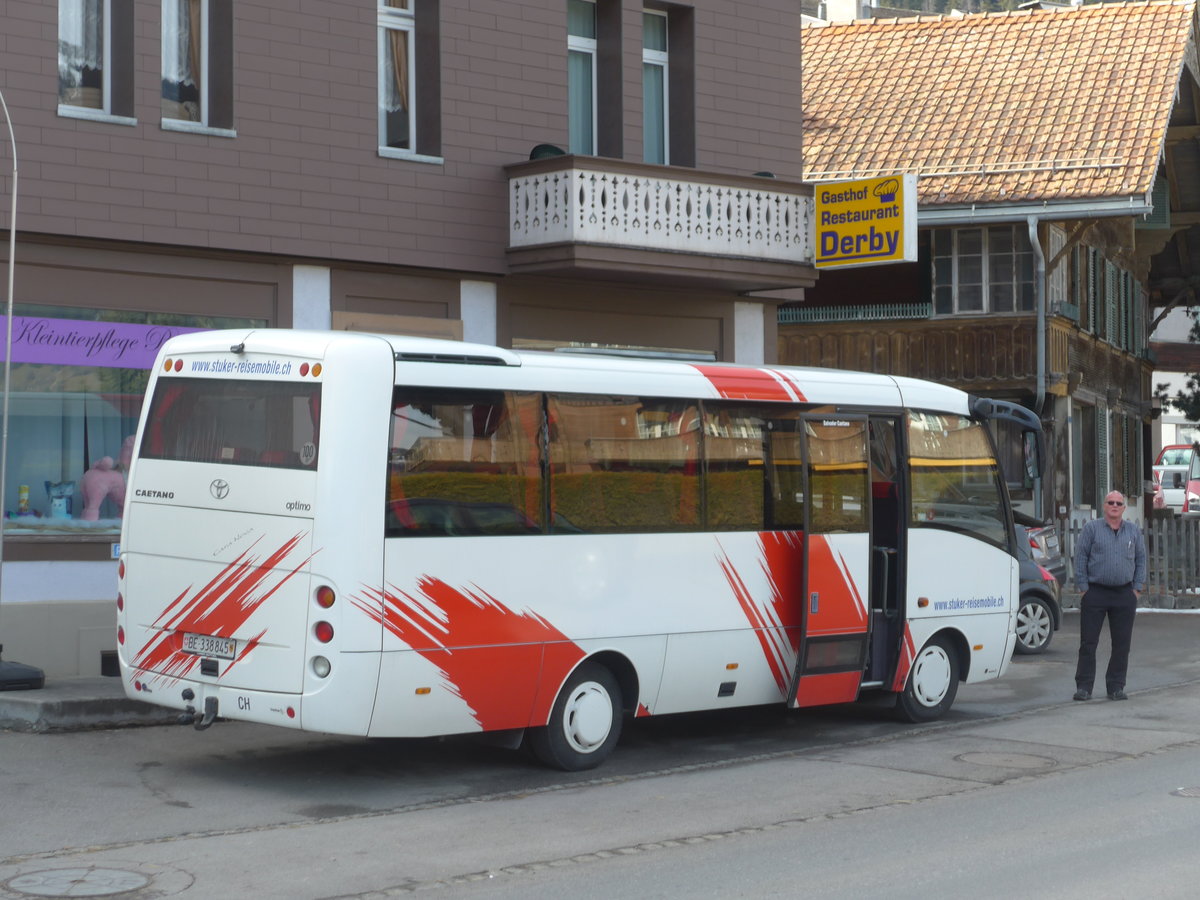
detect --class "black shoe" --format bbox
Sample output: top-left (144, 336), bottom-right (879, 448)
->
top-left (1108, 690), bottom-right (1128, 701)
top-left (1073, 689), bottom-right (1091, 701)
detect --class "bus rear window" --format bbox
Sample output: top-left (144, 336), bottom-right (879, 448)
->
top-left (140, 377), bottom-right (321, 469)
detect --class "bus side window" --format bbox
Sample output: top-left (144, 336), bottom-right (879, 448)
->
top-left (547, 395), bottom-right (700, 534)
top-left (907, 411), bottom-right (1007, 547)
top-left (806, 420), bottom-right (869, 534)
top-left (702, 403), bottom-right (803, 531)
top-left (387, 389), bottom-right (543, 537)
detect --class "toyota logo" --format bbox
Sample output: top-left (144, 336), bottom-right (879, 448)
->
top-left (210, 479), bottom-right (230, 500)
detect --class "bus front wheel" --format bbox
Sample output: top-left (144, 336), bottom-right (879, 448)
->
top-left (896, 635), bottom-right (959, 723)
top-left (528, 662), bottom-right (623, 771)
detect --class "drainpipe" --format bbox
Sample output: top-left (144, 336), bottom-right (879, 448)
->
top-left (1027, 215), bottom-right (1046, 517)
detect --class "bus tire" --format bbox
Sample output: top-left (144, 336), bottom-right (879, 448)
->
top-left (528, 661), bottom-right (622, 771)
top-left (896, 635), bottom-right (959, 723)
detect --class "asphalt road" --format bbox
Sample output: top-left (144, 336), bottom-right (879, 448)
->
top-left (2, 610), bottom-right (1199, 898)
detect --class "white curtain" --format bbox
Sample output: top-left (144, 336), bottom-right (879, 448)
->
top-left (58, 0), bottom-right (103, 86)
top-left (162, 0), bottom-right (199, 88)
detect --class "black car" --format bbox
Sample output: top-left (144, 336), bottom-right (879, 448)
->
top-left (1013, 522), bottom-right (1063, 654)
top-left (1014, 510), bottom-right (1066, 585)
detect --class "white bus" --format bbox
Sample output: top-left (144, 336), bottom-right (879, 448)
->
top-left (118, 330), bottom-right (1040, 770)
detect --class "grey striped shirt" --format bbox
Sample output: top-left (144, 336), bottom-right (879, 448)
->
top-left (1073, 517), bottom-right (1146, 593)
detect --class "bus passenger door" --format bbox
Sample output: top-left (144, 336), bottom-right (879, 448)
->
top-left (865, 416), bottom-right (904, 687)
top-left (788, 416), bottom-right (872, 709)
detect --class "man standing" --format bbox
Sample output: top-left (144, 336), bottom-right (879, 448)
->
top-left (1072, 490), bottom-right (1147, 701)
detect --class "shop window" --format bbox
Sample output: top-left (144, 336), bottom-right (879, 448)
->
top-left (378, 0), bottom-right (441, 160)
top-left (58, 0), bottom-right (135, 120)
top-left (1, 308), bottom-right (262, 537)
top-left (161, 0), bottom-right (234, 132)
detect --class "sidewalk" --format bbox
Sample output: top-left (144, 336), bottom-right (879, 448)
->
top-left (0, 675), bottom-right (178, 732)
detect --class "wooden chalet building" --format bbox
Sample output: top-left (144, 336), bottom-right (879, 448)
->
top-left (789, 0), bottom-right (1200, 524)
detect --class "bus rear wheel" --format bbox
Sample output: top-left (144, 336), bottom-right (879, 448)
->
top-left (896, 635), bottom-right (959, 723)
top-left (528, 661), bottom-right (623, 771)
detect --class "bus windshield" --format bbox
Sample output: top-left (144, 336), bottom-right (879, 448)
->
top-left (908, 411), bottom-right (1008, 548)
top-left (139, 377), bottom-right (321, 469)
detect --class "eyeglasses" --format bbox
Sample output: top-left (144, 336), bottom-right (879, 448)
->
top-left (1106, 501), bottom-right (1125, 507)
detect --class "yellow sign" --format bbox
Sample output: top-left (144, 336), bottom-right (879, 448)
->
top-left (814, 174), bottom-right (917, 269)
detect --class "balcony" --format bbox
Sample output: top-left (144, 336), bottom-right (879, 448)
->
top-left (505, 156), bottom-right (817, 293)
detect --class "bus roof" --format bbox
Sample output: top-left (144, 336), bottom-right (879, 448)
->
top-left (157, 329), bottom-right (972, 416)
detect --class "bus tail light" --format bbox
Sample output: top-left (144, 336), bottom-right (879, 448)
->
top-left (116, 593), bottom-right (124, 612)
top-left (314, 621), bottom-right (334, 643)
top-left (311, 656), bottom-right (331, 678)
top-left (118, 626), bottom-right (125, 645)
top-left (315, 585), bottom-right (335, 608)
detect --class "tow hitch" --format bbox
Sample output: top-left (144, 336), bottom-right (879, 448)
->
top-left (178, 689), bottom-right (219, 730)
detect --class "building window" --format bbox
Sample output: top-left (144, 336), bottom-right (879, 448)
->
top-left (643, 11), bottom-right (668, 165)
top-left (568, 0), bottom-right (597, 155)
top-left (59, 0), bottom-right (104, 110)
top-left (931, 225), bottom-right (1034, 315)
top-left (162, 0), bottom-right (233, 131)
top-left (379, 0), bottom-right (415, 152)
top-left (378, 0), bottom-right (441, 159)
top-left (58, 0), bottom-right (134, 119)
top-left (1072, 401), bottom-right (1098, 509)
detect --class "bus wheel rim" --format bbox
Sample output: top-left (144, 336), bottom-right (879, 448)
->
top-left (564, 681), bottom-right (613, 752)
top-left (912, 646), bottom-right (951, 706)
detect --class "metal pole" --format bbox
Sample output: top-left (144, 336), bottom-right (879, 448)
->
top-left (0, 87), bottom-right (18, 612)
top-left (0, 87), bottom-right (41, 687)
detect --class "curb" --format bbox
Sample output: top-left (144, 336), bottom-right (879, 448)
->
top-left (0, 678), bottom-right (180, 733)
top-left (0, 694), bottom-right (180, 733)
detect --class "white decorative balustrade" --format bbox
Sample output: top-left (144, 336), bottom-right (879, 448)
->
top-left (509, 164), bottom-right (813, 264)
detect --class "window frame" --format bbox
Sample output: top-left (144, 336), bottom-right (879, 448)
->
top-left (378, 1), bottom-right (417, 157)
top-left (376, 0), bottom-right (442, 164)
top-left (161, 0), bottom-right (236, 137)
top-left (58, 0), bottom-right (137, 125)
top-left (642, 9), bottom-right (669, 165)
top-left (567, 0), bottom-right (598, 156)
top-left (930, 224), bottom-right (1036, 316)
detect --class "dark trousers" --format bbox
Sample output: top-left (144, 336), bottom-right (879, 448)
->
top-left (1075, 584), bottom-right (1137, 694)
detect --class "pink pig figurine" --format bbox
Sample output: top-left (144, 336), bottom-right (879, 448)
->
top-left (79, 456), bottom-right (127, 521)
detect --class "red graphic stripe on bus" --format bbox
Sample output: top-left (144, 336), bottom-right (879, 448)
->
top-left (692, 365), bottom-right (807, 402)
top-left (891, 624), bottom-right (917, 692)
top-left (132, 534), bottom-right (312, 680)
top-left (353, 577), bottom-right (586, 731)
top-left (805, 536), bottom-right (868, 634)
top-left (721, 533), bottom-right (803, 695)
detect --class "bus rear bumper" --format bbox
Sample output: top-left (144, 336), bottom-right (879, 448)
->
top-left (124, 668), bottom-right (305, 730)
